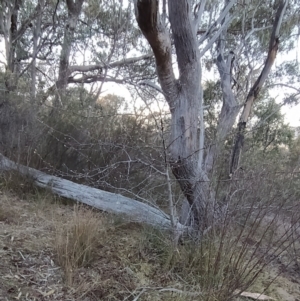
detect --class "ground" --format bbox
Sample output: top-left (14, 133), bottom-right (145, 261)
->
top-left (0, 189), bottom-right (299, 301)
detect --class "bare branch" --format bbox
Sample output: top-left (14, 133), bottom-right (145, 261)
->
top-left (198, 0), bottom-right (236, 46)
top-left (199, 15), bottom-right (234, 57)
top-left (267, 83), bottom-right (300, 93)
top-left (69, 53), bottom-right (153, 73)
top-left (193, 0), bottom-right (207, 30)
top-left (67, 74), bottom-right (126, 84)
top-left (139, 80), bottom-right (163, 93)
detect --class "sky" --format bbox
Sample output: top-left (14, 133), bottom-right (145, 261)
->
top-left (270, 39), bottom-right (300, 128)
top-left (274, 94), bottom-right (300, 127)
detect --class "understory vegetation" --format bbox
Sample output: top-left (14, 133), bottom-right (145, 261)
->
top-left (1, 0), bottom-right (300, 300)
top-left (1, 88), bottom-right (300, 300)
top-left (1, 60), bottom-right (300, 301)
top-left (0, 164), bottom-right (300, 300)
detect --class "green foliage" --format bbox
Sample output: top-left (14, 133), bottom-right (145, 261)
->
top-left (203, 80), bottom-right (222, 134)
top-left (288, 135), bottom-right (300, 169)
top-left (250, 98), bottom-right (294, 153)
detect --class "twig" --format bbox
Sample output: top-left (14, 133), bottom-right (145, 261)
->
top-left (132, 288), bottom-right (146, 301)
top-left (159, 287), bottom-right (202, 296)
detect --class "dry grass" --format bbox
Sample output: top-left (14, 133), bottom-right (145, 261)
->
top-left (0, 182), bottom-right (300, 300)
top-left (0, 194), bottom-right (17, 224)
top-left (138, 199), bottom-right (300, 301)
top-left (0, 171), bottom-right (37, 199)
top-left (54, 205), bottom-right (105, 285)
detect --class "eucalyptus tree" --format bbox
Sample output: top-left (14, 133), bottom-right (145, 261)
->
top-left (0, 0), bottom-right (46, 96)
top-left (1, 0), bottom-right (299, 235)
top-left (0, 0), bottom-right (155, 102)
top-left (0, 0), bottom-right (51, 155)
top-left (250, 98), bottom-right (293, 153)
top-left (55, 0), bottom-right (85, 105)
top-left (40, 0), bottom-right (156, 107)
top-left (133, 0), bottom-right (298, 233)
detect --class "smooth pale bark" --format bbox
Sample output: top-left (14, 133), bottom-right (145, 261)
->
top-left (134, 0), bottom-right (288, 233)
top-left (135, 0), bottom-right (213, 231)
top-left (0, 153), bottom-right (184, 230)
top-left (205, 21), bottom-right (240, 172)
top-left (230, 0), bottom-right (288, 175)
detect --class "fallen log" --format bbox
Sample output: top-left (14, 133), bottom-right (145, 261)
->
top-left (0, 154), bottom-right (183, 230)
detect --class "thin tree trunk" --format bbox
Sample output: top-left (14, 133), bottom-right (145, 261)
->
top-left (204, 0), bottom-right (242, 174)
top-left (5, 0), bottom-right (20, 94)
top-left (31, 0), bottom-right (44, 101)
top-left (55, 0), bottom-right (84, 106)
top-left (230, 0), bottom-right (288, 175)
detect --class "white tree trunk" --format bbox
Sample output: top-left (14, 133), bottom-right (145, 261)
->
top-left (0, 154), bottom-right (184, 230)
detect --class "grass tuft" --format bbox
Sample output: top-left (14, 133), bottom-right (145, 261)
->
top-left (54, 205), bottom-right (104, 285)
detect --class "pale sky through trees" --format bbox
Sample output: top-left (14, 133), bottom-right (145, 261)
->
top-left (274, 39), bottom-right (300, 127)
top-left (0, 30), bottom-right (299, 126)
top-left (276, 94), bottom-right (300, 127)
top-left (101, 42), bottom-right (300, 127)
